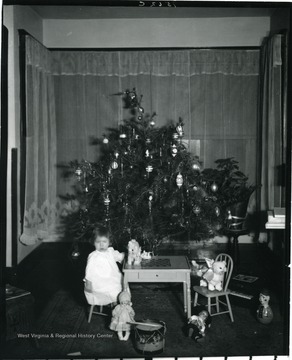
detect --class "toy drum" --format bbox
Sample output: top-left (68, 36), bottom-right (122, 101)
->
top-left (134, 320), bottom-right (166, 355)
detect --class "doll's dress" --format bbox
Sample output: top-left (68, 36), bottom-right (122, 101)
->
top-left (188, 317), bottom-right (205, 335)
top-left (110, 304), bottom-right (135, 332)
top-left (84, 247), bottom-right (124, 306)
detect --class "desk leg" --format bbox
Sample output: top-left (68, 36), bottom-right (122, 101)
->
top-left (183, 282), bottom-right (187, 314)
top-left (186, 273), bottom-right (191, 318)
top-left (123, 274), bottom-right (130, 293)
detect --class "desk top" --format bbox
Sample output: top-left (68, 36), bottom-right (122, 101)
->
top-left (123, 255), bottom-right (191, 271)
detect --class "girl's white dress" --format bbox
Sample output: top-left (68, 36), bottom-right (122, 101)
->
top-left (84, 247), bottom-right (124, 306)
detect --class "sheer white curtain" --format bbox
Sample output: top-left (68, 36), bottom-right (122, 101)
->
top-left (52, 49), bottom-right (260, 201)
top-left (20, 35), bottom-right (58, 245)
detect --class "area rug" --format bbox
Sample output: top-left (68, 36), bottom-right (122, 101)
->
top-left (3, 284), bottom-right (287, 358)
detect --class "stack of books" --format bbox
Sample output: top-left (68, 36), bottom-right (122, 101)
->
top-left (265, 207), bottom-right (285, 229)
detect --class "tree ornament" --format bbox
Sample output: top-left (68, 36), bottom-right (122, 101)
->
top-left (215, 206), bottom-right (220, 217)
top-left (172, 132), bottom-right (179, 140)
top-left (150, 120), bottom-right (156, 127)
top-left (148, 191), bottom-right (153, 202)
top-left (211, 182), bottom-right (218, 192)
top-left (146, 165), bottom-right (153, 173)
top-left (192, 163), bottom-right (200, 171)
top-left (114, 151), bottom-right (119, 159)
top-left (145, 149), bottom-right (150, 158)
top-left (111, 161), bottom-right (118, 170)
top-left (138, 106), bottom-right (144, 114)
top-left (176, 118), bottom-right (184, 137)
top-left (138, 115), bottom-right (143, 121)
top-left (227, 210), bottom-right (232, 220)
top-left (148, 190), bottom-right (154, 214)
top-left (119, 132), bottom-right (127, 139)
top-left (176, 172), bottom-right (183, 188)
top-left (130, 91), bottom-right (136, 101)
top-left (171, 144), bottom-right (178, 157)
top-left (121, 161), bottom-right (124, 177)
top-left (193, 205), bottom-right (201, 215)
top-left (102, 135), bottom-right (109, 144)
top-left (104, 195), bottom-right (111, 206)
top-left (71, 243), bottom-right (80, 260)
top-left (193, 185), bottom-right (198, 191)
top-left (75, 167), bottom-right (82, 178)
top-left (146, 138), bottom-right (151, 144)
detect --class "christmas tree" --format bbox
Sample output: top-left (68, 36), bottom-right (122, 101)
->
top-left (63, 88), bottom-right (251, 252)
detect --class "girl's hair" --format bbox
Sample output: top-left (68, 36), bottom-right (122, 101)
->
top-left (91, 225), bottom-right (111, 244)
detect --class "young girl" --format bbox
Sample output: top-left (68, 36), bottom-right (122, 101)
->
top-left (84, 226), bottom-right (125, 306)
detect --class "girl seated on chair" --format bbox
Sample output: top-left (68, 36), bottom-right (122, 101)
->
top-left (84, 226), bottom-right (125, 306)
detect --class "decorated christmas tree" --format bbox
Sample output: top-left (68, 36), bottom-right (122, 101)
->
top-left (63, 88), bottom-right (254, 253)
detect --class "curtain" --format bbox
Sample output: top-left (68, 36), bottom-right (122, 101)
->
top-left (257, 33), bottom-right (287, 237)
top-left (52, 49), bottom-right (260, 200)
top-left (20, 35), bottom-right (58, 245)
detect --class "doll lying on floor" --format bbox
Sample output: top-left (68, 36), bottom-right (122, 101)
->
top-left (184, 305), bottom-right (212, 342)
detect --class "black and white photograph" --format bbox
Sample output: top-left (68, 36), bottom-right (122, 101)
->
top-left (0, 1), bottom-right (291, 359)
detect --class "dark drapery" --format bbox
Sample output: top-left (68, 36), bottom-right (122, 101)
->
top-left (256, 33), bottom-right (288, 239)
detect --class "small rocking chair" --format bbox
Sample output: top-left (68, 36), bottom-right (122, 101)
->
top-left (193, 253), bottom-right (234, 322)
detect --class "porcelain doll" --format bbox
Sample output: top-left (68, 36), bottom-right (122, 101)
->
top-left (110, 291), bottom-right (135, 341)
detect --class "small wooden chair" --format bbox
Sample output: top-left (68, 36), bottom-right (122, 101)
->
top-left (88, 304), bottom-right (109, 323)
top-left (193, 253), bottom-right (234, 322)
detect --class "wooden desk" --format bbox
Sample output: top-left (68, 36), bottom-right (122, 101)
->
top-left (123, 255), bottom-right (191, 318)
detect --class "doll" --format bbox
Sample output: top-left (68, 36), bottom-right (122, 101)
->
top-left (84, 226), bottom-right (125, 306)
top-left (257, 288), bottom-right (273, 324)
top-left (110, 291), bottom-right (135, 341)
top-left (186, 306), bottom-right (211, 342)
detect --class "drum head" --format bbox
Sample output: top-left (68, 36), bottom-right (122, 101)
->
top-left (136, 320), bottom-right (162, 331)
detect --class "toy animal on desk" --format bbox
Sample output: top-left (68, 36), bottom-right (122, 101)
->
top-left (141, 251), bottom-right (153, 260)
top-left (199, 258), bottom-right (227, 291)
top-left (127, 239), bottom-right (142, 265)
